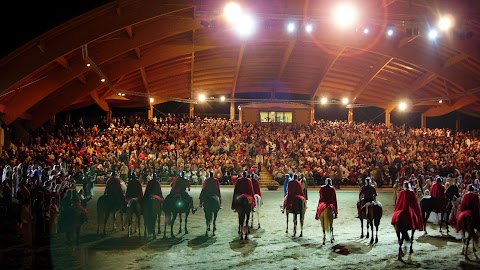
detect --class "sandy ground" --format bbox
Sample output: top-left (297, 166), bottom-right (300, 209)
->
top-left (1, 185), bottom-right (479, 270)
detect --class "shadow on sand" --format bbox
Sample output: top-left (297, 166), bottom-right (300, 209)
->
top-left (229, 238), bottom-right (258, 257)
top-left (187, 235), bottom-right (217, 250)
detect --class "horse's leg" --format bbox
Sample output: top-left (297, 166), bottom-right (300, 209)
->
top-left (409, 230), bottom-right (415, 254)
top-left (170, 213), bottom-right (176, 238)
top-left (369, 220), bottom-right (374, 244)
top-left (112, 211), bottom-right (117, 231)
top-left (424, 210), bottom-right (431, 235)
top-left (360, 219), bottom-right (364, 238)
top-left (292, 214), bottom-right (297, 237)
top-left (366, 219), bottom-right (370, 239)
top-left (465, 234), bottom-right (471, 260)
top-left (184, 212), bottom-right (189, 235)
top-left (322, 218), bottom-right (326, 245)
top-left (103, 211), bottom-right (110, 235)
top-left (285, 213), bottom-right (289, 234)
top-left (212, 212), bottom-right (217, 236)
top-left (375, 222), bottom-right (379, 244)
top-left (438, 212), bottom-right (443, 233)
top-left (121, 211), bottom-right (125, 231)
top-left (461, 229), bottom-right (466, 255)
top-left (76, 226), bottom-right (81, 246)
top-left (331, 220), bottom-right (334, 243)
top-left (445, 209), bottom-right (450, 233)
top-left (299, 210), bottom-right (304, 237)
top-left (178, 212), bottom-right (183, 234)
top-left (257, 205), bottom-right (261, 229)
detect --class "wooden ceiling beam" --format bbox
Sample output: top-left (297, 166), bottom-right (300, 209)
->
top-left (89, 90), bottom-right (110, 112)
top-left (56, 56), bottom-right (69, 69)
top-left (231, 43), bottom-right (246, 98)
top-left (443, 53), bottom-right (469, 69)
top-left (423, 94), bottom-right (480, 117)
top-left (311, 47), bottom-right (345, 100)
top-left (351, 56), bottom-right (393, 103)
top-left (125, 25), bottom-right (133, 39)
top-left (77, 74), bottom-right (87, 84)
top-left (140, 67), bottom-right (150, 93)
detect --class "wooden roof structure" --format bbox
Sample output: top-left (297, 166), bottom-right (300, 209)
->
top-left (1, 0), bottom-right (480, 129)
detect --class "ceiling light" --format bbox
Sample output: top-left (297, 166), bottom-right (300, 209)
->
top-left (320, 97), bottom-right (328, 104)
top-left (149, 97), bottom-right (154, 103)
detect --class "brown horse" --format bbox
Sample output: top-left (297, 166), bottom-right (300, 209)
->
top-left (235, 194), bottom-right (252, 240)
top-left (126, 198), bottom-right (142, 237)
top-left (459, 213), bottom-right (479, 260)
top-left (285, 196), bottom-right (306, 237)
top-left (359, 201), bottom-right (382, 244)
top-left (393, 222), bottom-right (416, 261)
top-left (163, 194), bottom-right (190, 238)
top-left (143, 196), bottom-right (162, 239)
top-left (96, 194), bottom-right (124, 235)
top-left (203, 195), bottom-right (220, 237)
top-left (319, 206), bottom-right (334, 245)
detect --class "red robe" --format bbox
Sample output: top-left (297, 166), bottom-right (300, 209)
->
top-left (283, 179), bottom-right (305, 211)
top-left (104, 176), bottom-right (124, 204)
top-left (456, 192), bottom-right (480, 232)
top-left (430, 182), bottom-right (447, 211)
top-left (252, 179), bottom-right (262, 197)
top-left (171, 177), bottom-right (191, 195)
top-left (391, 189), bottom-right (423, 230)
top-left (126, 180), bottom-right (143, 201)
top-left (232, 177), bottom-right (256, 209)
top-left (144, 180), bottom-right (163, 202)
top-left (315, 185), bottom-right (338, 219)
top-left (200, 177), bottom-right (221, 202)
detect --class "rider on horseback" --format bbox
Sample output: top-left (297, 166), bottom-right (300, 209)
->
top-left (144, 172), bottom-right (164, 202)
top-left (282, 174), bottom-right (305, 214)
top-left (357, 177), bottom-right (377, 217)
top-left (125, 171), bottom-right (144, 207)
top-left (391, 181), bottom-right (423, 231)
top-left (104, 170), bottom-right (124, 206)
top-left (430, 176), bottom-right (447, 213)
top-left (232, 171), bottom-right (256, 212)
top-left (456, 184), bottom-right (480, 233)
top-left (170, 171), bottom-right (196, 214)
top-left (315, 178), bottom-right (338, 219)
top-left (200, 171), bottom-right (221, 208)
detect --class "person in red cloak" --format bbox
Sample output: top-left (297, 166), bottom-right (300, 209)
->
top-left (200, 171), bottom-right (221, 208)
top-left (315, 178), bottom-right (338, 219)
top-left (430, 176), bottom-right (447, 213)
top-left (232, 171), bottom-right (256, 211)
top-left (170, 172), bottom-right (196, 214)
top-left (125, 171), bottom-right (144, 207)
top-left (282, 174), bottom-right (305, 213)
top-left (144, 173), bottom-right (164, 202)
top-left (390, 181), bottom-right (423, 231)
top-left (456, 184), bottom-right (480, 232)
top-left (104, 172), bottom-right (124, 205)
top-left (251, 173), bottom-right (262, 197)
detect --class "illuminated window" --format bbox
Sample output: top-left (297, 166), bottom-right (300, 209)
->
top-left (260, 111), bottom-right (292, 123)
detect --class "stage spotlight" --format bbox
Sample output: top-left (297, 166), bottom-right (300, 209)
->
top-left (100, 78), bottom-right (106, 83)
top-left (149, 97), bottom-right (154, 103)
top-left (428, 29), bottom-right (438, 40)
top-left (363, 28), bottom-right (369, 34)
top-left (198, 94), bottom-right (206, 102)
top-left (398, 102), bottom-right (407, 111)
top-left (438, 16), bottom-right (453, 31)
top-left (320, 97), bottom-right (328, 104)
top-left (220, 96), bottom-right (226, 101)
top-left (333, 3), bottom-right (358, 28)
top-left (224, 2), bottom-right (242, 23)
top-left (287, 21), bottom-right (296, 33)
top-left (438, 100), bottom-right (443, 104)
top-left (342, 98), bottom-right (349, 105)
top-left (387, 28), bottom-right (394, 36)
top-left (305, 23), bottom-right (313, 33)
top-left (233, 13), bottom-right (256, 37)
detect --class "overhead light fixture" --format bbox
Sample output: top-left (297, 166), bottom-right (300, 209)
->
top-left (149, 97), bottom-right (154, 103)
top-left (305, 22), bottom-right (313, 33)
top-left (220, 96), bottom-right (226, 101)
top-left (320, 97), bottom-right (328, 104)
top-left (342, 98), bottom-right (349, 105)
top-left (101, 78), bottom-right (106, 83)
top-left (287, 21), bottom-right (296, 33)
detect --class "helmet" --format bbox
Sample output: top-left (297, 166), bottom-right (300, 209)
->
top-left (209, 171), bottom-right (215, 178)
top-left (403, 181), bottom-right (411, 190)
top-left (325, 178), bottom-right (333, 186)
top-left (435, 176), bottom-right (443, 183)
top-left (128, 171), bottom-right (136, 181)
top-left (365, 177), bottom-right (372, 185)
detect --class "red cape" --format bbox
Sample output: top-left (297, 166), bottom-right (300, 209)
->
top-left (284, 180), bottom-right (305, 211)
top-left (391, 189), bottom-right (423, 231)
top-left (171, 177), bottom-right (190, 195)
top-left (144, 180), bottom-right (163, 199)
top-left (232, 177), bottom-right (255, 209)
top-left (430, 182), bottom-right (447, 211)
top-left (200, 177), bottom-right (221, 199)
top-left (315, 185), bottom-right (338, 219)
top-left (252, 179), bottom-right (262, 197)
top-left (456, 192), bottom-right (480, 232)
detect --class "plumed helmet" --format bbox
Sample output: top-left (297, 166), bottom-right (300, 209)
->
top-left (365, 177), bottom-right (372, 185)
top-left (325, 178), bottom-right (333, 186)
top-left (435, 176), bottom-right (443, 183)
top-left (152, 173), bottom-right (158, 181)
top-left (467, 184), bottom-right (475, 192)
top-left (403, 180), bottom-right (411, 190)
top-left (242, 170), bottom-right (248, 178)
top-left (293, 174), bottom-right (298, 180)
top-left (209, 171), bottom-right (215, 178)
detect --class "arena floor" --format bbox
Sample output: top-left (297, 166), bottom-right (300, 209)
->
top-left (1, 186), bottom-right (479, 270)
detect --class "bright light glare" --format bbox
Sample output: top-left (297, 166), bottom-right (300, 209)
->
top-left (320, 97), bottom-right (328, 104)
top-left (398, 102), bottom-right (407, 111)
top-left (438, 100), bottom-right (443, 103)
top-left (149, 97), bottom-right (154, 103)
top-left (220, 96), bottom-right (226, 101)
top-left (100, 78), bottom-right (106, 83)
top-left (305, 23), bottom-right (313, 33)
top-left (234, 14), bottom-right (256, 37)
top-left (342, 98), bottom-right (349, 105)
top-left (287, 22), bottom-right (296, 33)
top-left (428, 29), bottom-right (438, 40)
top-left (198, 94), bottom-right (206, 102)
top-left (438, 16), bottom-right (452, 31)
top-left (333, 3), bottom-right (358, 28)
top-left (387, 29), bottom-right (394, 36)
top-left (224, 2), bottom-right (242, 23)
top-left (363, 28), bottom-right (369, 34)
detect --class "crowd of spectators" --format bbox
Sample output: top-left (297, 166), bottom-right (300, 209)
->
top-left (1, 114), bottom-right (480, 193)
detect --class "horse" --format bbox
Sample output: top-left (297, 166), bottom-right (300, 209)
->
top-left (393, 221), bottom-right (416, 261)
top-left (143, 196), bottom-right (162, 239)
top-left (359, 201), bottom-right (382, 244)
top-left (250, 194), bottom-right (262, 229)
top-left (203, 195), bottom-right (220, 236)
top-left (58, 192), bottom-right (88, 246)
top-left (126, 198), bottom-right (142, 237)
top-left (163, 193), bottom-right (190, 238)
top-left (235, 194), bottom-right (252, 240)
top-left (319, 206), bottom-right (334, 245)
top-left (285, 196), bottom-right (306, 237)
top-left (420, 196), bottom-right (448, 234)
top-left (458, 213), bottom-right (479, 260)
top-left (96, 194), bottom-right (124, 235)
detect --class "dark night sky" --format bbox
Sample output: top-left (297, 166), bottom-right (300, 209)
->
top-left (2, 1), bottom-right (480, 130)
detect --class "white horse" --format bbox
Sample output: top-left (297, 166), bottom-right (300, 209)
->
top-left (250, 194), bottom-right (263, 229)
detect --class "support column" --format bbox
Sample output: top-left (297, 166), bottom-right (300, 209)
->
top-left (310, 104), bottom-right (315, 124)
top-left (348, 108), bottom-right (353, 123)
top-left (421, 113), bottom-right (427, 129)
top-left (385, 110), bottom-right (391, 127)
top-left (107, 110), bottom-right (112, 124)
top-left (230, 101), bottom-right (235, 120)
top-left (148, 104), bottom-right (153, 121)
top-left (189, 103), bottom-right (194, 118)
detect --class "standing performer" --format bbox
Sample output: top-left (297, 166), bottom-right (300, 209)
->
top-left (357, 177), bottom-right (377, 217)
top-left (232, 171), bottom-right (256, 211)
top-left (104, 171), bottom-right (124, 205)
top-left (200, 171), bottom-right (221, 208)
top-left (315, 178), bottom-right (338, 219)
top-left (282, 174), bottom-right (305, 214)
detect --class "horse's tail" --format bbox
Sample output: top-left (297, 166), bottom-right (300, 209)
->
top-left (97, 195), bottom-right (106, 225)
top-left (321, 207), bottom-right (333, 232)
top-left (144, 198), bottom-right (154, 234)
top-left (466, 214), bottom-right (479, 245)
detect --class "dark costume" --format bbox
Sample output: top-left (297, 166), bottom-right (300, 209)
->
top-left (200, 174), bottom-right (221, 207)
top-left (170, 174), bottom-right (195, 213)
top-left (232, 172), bottom-right (256, 210)
top-left (357, 178), bottom-right (377, 215)
top-left (455, 189), bottom-right (480, 232)
top-left (125, 174), bottom-right (143, 203)
top-left (104, 175), bottom-right (124, 205)
top-left (315, 180), bottom-right (338, 219)
top-left (283, 178), bottom-right (305, 212)
top-left (144, 176), bottom-right (163, 202)
top-left (391, 187), bottom-right (423, 230)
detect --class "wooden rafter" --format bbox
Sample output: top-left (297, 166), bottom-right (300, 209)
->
top-left (273, 40), bottom-right (296, 98)
top-left (90, 90), bottom-right (110, 112)
top-left (310, 47), bottom-right (345, 100)
top-left (443, 53), bottom-right (469, 69)
top-left (56, 56), bottom-right (69, 69)
top-left (352, 56), bottom-right (393, 102)
top-left (125, 26), bottom-right (133, 38)
top-left (140, 67), bottom-right (150, 94)
top-left (231, 42), bottom-right (246, 98)
top-left (423, 95), bottom-right (479, 117)
top-left (77, 74), bottom-right (87, 84)
top-left (135, 47), bottom-right (141, 59)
